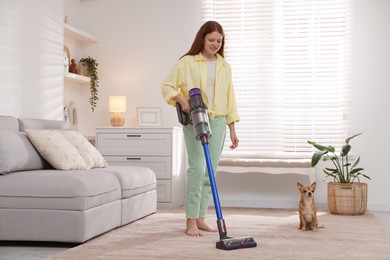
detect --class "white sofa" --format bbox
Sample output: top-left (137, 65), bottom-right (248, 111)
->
top-left (0, 116), bottom-right (157, 243)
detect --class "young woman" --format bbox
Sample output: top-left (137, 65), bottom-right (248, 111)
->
top-left (161, 21), bottom-right (239, 237)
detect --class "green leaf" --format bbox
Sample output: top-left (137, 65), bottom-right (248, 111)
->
top-left (311, 152), bottom-right (323, 166)
top-left (308, 141), bottom-right (335, 153)
top-left (345, 133), bottom-right (362, 144)
top-left (343, 162), bottom-right (352, 167)
top-left (341, 144), bottom-right (351, 156)
top-left (325, 167), bottom-right (338, 173)
top-left (351, 157), bottom-right (361, 169)
top-left (327, 145), bottom-right (336, 153)
top-left (349, 168), bottom-right (364, 174)
top-left (323, 170), bottom-right (337, 178)
top-left (312, 143), bottom-right (329, 151)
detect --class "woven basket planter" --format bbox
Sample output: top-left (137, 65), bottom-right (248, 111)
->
top-left (327, 182), bottom-right (367, 215)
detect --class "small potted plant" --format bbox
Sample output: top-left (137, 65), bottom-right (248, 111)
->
top-left (79, 56), bottom-right (99, 112)
top-left (308, 133), bottom-right (370, 215)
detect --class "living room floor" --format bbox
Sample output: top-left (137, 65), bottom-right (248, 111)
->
top-left (1, 210), bottom-right (390, 260)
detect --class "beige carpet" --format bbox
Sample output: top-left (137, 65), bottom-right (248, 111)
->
top-left (49, 207), bottom-right (390, 260)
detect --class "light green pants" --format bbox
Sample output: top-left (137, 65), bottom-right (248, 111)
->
top-left (183, 117), bottom-right (227, 219)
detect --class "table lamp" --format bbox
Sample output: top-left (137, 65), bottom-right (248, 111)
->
top-left (109, 96), bottom-right (126, 127)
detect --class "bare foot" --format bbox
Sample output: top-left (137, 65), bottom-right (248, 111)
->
top-left (196, 218), bottom-right (218, 232)
top-left (185, 219), bottom-right (203, 237)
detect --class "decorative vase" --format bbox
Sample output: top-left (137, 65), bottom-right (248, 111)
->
top-left (63, 106), bottom-right (69, 122)
top-left (67, 101), bottom-right (78, 130)
top-left (327, 182), bottom-right (367, 215)
top-left (78, 62), bottom-right (88, 77)
top-left (64, 52), bottom-right (69, 72)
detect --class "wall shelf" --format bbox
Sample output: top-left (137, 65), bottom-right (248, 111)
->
top-left (63, 23), bottom-right (97, 85)
top-left (64, 72), bottom-right (90, 84)
top-left (64, 23), bottom-right (98, 43)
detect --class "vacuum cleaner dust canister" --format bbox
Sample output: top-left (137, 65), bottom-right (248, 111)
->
top-left (189, 88), bottom-right (212, 141)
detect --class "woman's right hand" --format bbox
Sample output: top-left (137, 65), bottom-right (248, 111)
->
top-left (174, 94), bottom-right (190, 114)
top-left (181, 100), bottom-right (190, 114)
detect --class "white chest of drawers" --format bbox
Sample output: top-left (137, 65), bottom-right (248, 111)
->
top-left (96, 127), bottom-right (186, 208)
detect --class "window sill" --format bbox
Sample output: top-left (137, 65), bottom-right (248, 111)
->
top-left (218, 158), bottom-right (315, 183)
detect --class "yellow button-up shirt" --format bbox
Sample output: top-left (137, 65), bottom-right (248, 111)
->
top-left (161, 53), bottom-right (239, 125)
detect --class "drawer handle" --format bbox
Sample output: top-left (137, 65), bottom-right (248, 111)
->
top-left (126, 134), bottom-right (141, 138)
top-left (126, 157), bottom-right (141, 160)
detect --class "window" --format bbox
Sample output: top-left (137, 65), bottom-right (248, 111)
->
top-left (201, 0), bottom-right (353, 160)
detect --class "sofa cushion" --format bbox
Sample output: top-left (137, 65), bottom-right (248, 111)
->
top-left (62, 131), bottom-right (108, 170)
top-left (18, 118), bottom-right (72, 132)
top-left (0, 130), bottom-right (49, 175)
top-left (0, 116), bottom-right (19, 132)
top-left (25, 129), bottom-right (88, 170)
top-left (0, 169), bottom-right (121, 211)
top-left (102, 166), bottom-right (157, 199)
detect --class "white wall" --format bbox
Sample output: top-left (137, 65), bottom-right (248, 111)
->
top-left (1, 0), bottom-right (389, 211)
top-left (0, 0), bottom-right (64, 120)
top-left (353, 0), bottom-right (390, 210)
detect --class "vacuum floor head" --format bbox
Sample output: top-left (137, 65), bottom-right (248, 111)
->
top-left (216, 236), bottom-right (257, 250)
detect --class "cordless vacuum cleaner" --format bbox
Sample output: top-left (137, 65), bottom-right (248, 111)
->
top-left (176, 88), bottom-right (257, 250)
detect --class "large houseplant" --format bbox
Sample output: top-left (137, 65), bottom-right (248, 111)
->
top-left (308, 133), bottom-right (370, 215)
top-left (79, 56), bottom-right (99, 112)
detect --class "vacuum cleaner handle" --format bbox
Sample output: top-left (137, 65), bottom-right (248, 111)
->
top-left (176, 102), bottom-right (191, 125)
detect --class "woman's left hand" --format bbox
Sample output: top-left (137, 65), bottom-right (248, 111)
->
top-left (229, 134), bottom-right (239, 149)
top-left (228, 123), bottom-right (239, 149)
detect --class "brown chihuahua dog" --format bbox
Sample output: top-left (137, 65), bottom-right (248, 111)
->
top-left (297, 182), bottom-right (324, 231)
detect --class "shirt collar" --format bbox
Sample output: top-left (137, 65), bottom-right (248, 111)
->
top-left (195, 53), bottom-right (225, 66)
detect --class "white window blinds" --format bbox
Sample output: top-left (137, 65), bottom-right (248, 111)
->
top-left (201, 0), bottom-right (353, 160)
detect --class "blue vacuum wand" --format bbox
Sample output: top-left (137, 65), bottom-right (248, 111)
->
top-left (177, 88), bottom-right (257, 250)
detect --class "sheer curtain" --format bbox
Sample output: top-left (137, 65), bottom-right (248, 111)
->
top-left (201, 0), bottom-right (353, 160)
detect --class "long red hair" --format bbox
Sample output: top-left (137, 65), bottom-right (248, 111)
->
top-left (181, 21), bottom-right (225, 58)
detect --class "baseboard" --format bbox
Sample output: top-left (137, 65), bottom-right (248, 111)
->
top-left (366, 203), bottom-right (390, 212)
top-left (216, 199), bottom-right (390, 212)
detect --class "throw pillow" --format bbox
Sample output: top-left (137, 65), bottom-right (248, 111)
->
top-left (0, 130), bottom-right (49, 175)
top-left (62, 131), bottom-right (108, 170)
top-left (25, 129), bottom-right (87, 170)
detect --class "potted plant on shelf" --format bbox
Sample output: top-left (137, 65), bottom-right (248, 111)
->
top-left (308, 133), bottom-right (370, 215)
top-left (79, 56), bottom-right (99, 112)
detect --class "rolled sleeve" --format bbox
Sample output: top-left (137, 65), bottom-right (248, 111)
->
top-left (226, 112), bottom-right (239, 125)
top-left (161, 83), bottom-right (179, 106)
top-left (161, 59), bottom-right (185, 106)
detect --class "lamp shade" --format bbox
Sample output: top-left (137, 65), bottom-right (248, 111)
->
top-left (109, 96), bottom-right (126, 112)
